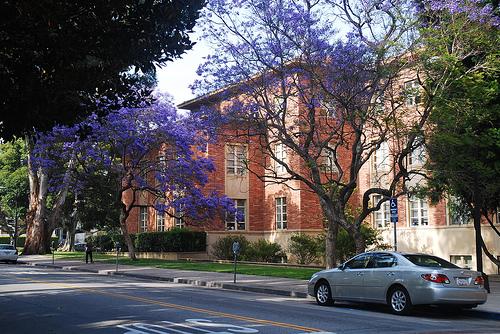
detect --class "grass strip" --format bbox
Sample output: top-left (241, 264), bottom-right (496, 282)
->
top-left (54, 252), bottom-right (318, 280)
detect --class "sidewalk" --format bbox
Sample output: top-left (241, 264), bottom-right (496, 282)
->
top-left (17, 255), bottom-right (500, 320)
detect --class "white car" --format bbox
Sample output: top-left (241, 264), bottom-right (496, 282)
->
top-left (0, 244), bottom-right (18, 263)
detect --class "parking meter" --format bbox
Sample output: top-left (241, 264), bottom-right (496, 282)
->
top-left (115, 242), bottom-right (121, 272)
top-left (232, 241), bottom-right (240, 283)
top-left (52, 241), bottom-right (57, 264)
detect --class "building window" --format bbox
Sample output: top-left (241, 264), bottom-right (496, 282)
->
top-left (373, 141), bottom-right (390, 171)
top-left (448, 202), bottom-right (470, 225)
top-left (139, 206), bottom-right (148, 232)
top-left (275, 143), bottom-right (287, 173)
top-left (408, 136), bottom-right (426, 167)
top-left (226, 145), bottom-right (246, 175)
top-left (276, 197), bottom-right (287, 229)
top-left (450, 255), bottom-right (473, 269)
top-left (372, 195), bottom-right (390, 228)
top-left (226, 199), bottom-right (246, 230)
top-left (174, 209), bottom-right (185, 229)
top-left (156, 211), bottom-right (165, 232)
top-left (409, 197), bottom-right (429, 226)
top-left (404, 80), bottom-right (420, 106)
top-left (321, 147), bottom-right (338, 173)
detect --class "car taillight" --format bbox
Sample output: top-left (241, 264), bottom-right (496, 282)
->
top-left (421, 273), bottom-right (450, 284)
top-left (474, 276), bottom-right (484, 286)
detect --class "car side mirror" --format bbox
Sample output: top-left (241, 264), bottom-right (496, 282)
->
top-left (338, 264), bottom-right (345, 271)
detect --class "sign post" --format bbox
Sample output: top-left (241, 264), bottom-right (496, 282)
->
top-left (389, 197), bottom-right (398, 251)
top-left (115, 242), bottom-right (121, 273)
top-left (232, 241), bottom-right (240, 283)
top-left (52, 241), bottom-right (57, 265)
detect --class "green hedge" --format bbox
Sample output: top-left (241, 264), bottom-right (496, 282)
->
top-left (135, 229), bottom-right (206, 252)
top-left (86, 234), bottom-right (115, 251)
top-left (0, 236), bottom-right (58, 247)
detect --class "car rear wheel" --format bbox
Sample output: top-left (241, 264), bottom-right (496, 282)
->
top-left (388, 287), bottom-right (412, 315)
top-left (315, 281), bottom-right (334, 306)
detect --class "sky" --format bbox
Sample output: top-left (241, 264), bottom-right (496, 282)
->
top-left (155, 29), bottom-right (210, 107)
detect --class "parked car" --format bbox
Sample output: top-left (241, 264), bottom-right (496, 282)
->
top-left (308, 251), bottom-right (487, 315)
top-left (0, 244), bottom-right (18, 264)
top-left (74, 243), bottom-right (86, 252)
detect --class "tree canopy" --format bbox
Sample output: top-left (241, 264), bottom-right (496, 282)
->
top-left (0, 0), bottom-right (205, 139)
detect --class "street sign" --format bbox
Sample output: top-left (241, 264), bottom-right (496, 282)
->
top-left (389, 197), bottom-right (398, 223)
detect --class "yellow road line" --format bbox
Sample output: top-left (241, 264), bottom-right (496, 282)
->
top-left (1, 274), bottom-right (321, 332)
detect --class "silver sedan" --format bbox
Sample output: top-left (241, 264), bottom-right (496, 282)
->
top-left (308, 251), bottom-right (487, 314)
top-left (0, 244), bottom-right (18, 264)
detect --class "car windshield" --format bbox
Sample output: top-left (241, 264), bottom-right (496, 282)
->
top-left (0, 244), bottom-right (15, 250)
top-left (403, 254), bottom-right (459, 268)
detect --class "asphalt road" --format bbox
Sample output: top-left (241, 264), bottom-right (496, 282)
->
top-left (0, 263), bottom-right (498, 334)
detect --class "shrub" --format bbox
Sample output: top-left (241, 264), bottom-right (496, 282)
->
top-left (211, 235), bottom-right (250, 260)
top-left (109, 233), bottom-right (135, 252)
top-left (86, 234), bottom-right (114, 251)
top-left (316, 225), bottom-right (388, 264)
top-left (288, 233), bottom-right (321, 264)
top-left (134, 229), bottom-right (206, 252)
top-left (244, 239), bottom-right (286, 263)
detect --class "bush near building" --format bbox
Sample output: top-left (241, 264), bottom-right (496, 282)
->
top-left (211, 235), bottom-right (286, 263)
top-left (288, 234), bottom-right (322, 265)
top-left (135, 229), bottom-right (206, 252)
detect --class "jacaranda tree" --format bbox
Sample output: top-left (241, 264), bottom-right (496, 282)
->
top-left (194, 0), bottom-right (440, 267)
top-left (32, 98), bottom-right (232, 258)
top-left (13, 1), bottom-right (207, 255)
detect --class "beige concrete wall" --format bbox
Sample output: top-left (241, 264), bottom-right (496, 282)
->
top-left (379, 225), bottom-right (500, 274)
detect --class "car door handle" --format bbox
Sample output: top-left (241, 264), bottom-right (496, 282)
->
top-left (357, 273), bottom-right (364, 276)
top-left (387, 272), bottom-right (395, 276)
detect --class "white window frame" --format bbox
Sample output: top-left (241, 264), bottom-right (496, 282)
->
top-left (156, 211), bottom-right (165, 232)
top-left (322, 147), bottom-right (339, 173)
top-left (225, 199), bottom-right (246, 231)
top-left (276, 197), bottom-right (287, 230)
top-left (226, 144), bottom-right (247, 175)
top-left (373, 141), bottom-right (390, 171)
top-left (174, 210), bottom-right (185, 229)
top-left (450, 255), bottom-right (473, 269)
top-left (404, 80), bottom-right (420, 106)
top-left (447, 197), bottom-right (471, 225)
top-left (408, 136), bottom-right (426, 167)
top-left (139, 206), bottom-right (148, 232)
top-left (372, 195), bottom-right (391, 228)
top-left (275, 143), bottom-right (287, 174)
top-left (408, 197), bottom-right (429, 226)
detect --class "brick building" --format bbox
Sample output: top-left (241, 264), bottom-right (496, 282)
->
top-left (124, 83), bottom-right (500, 275)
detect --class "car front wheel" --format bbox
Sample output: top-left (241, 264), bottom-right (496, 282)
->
top-left (315, 281), bottom-right (334, 306)
top-left (388, 287), bottom-right (412, 315)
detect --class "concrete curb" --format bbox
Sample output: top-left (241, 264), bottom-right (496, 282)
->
top-left (22, 261), bottom-right (498, 320)
top-left (25, 261), bottom-right (309, 298)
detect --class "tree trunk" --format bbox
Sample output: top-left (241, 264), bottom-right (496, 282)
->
top-left (23, 140), bottom-right (50, 254)
top-left (473, 205), bottom-right (489, 292)
top-left (353, 228), bottom-right (366, 254)
top-left (325, 220), bottom-right (339, 269)
top-left (321, 199), bottom-right (341, 269)
top-left (46, 157), bottom-right (75, 250)
top-left (120, 207), bottom-right (136, 260)
top-left (61, 228), bottom-right (76, 252)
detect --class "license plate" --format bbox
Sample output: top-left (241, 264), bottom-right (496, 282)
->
top-left (456, 277), bottom-right (469, 286)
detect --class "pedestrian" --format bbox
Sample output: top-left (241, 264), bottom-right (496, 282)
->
top-left (85, 242), bottom-right (93, 264)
